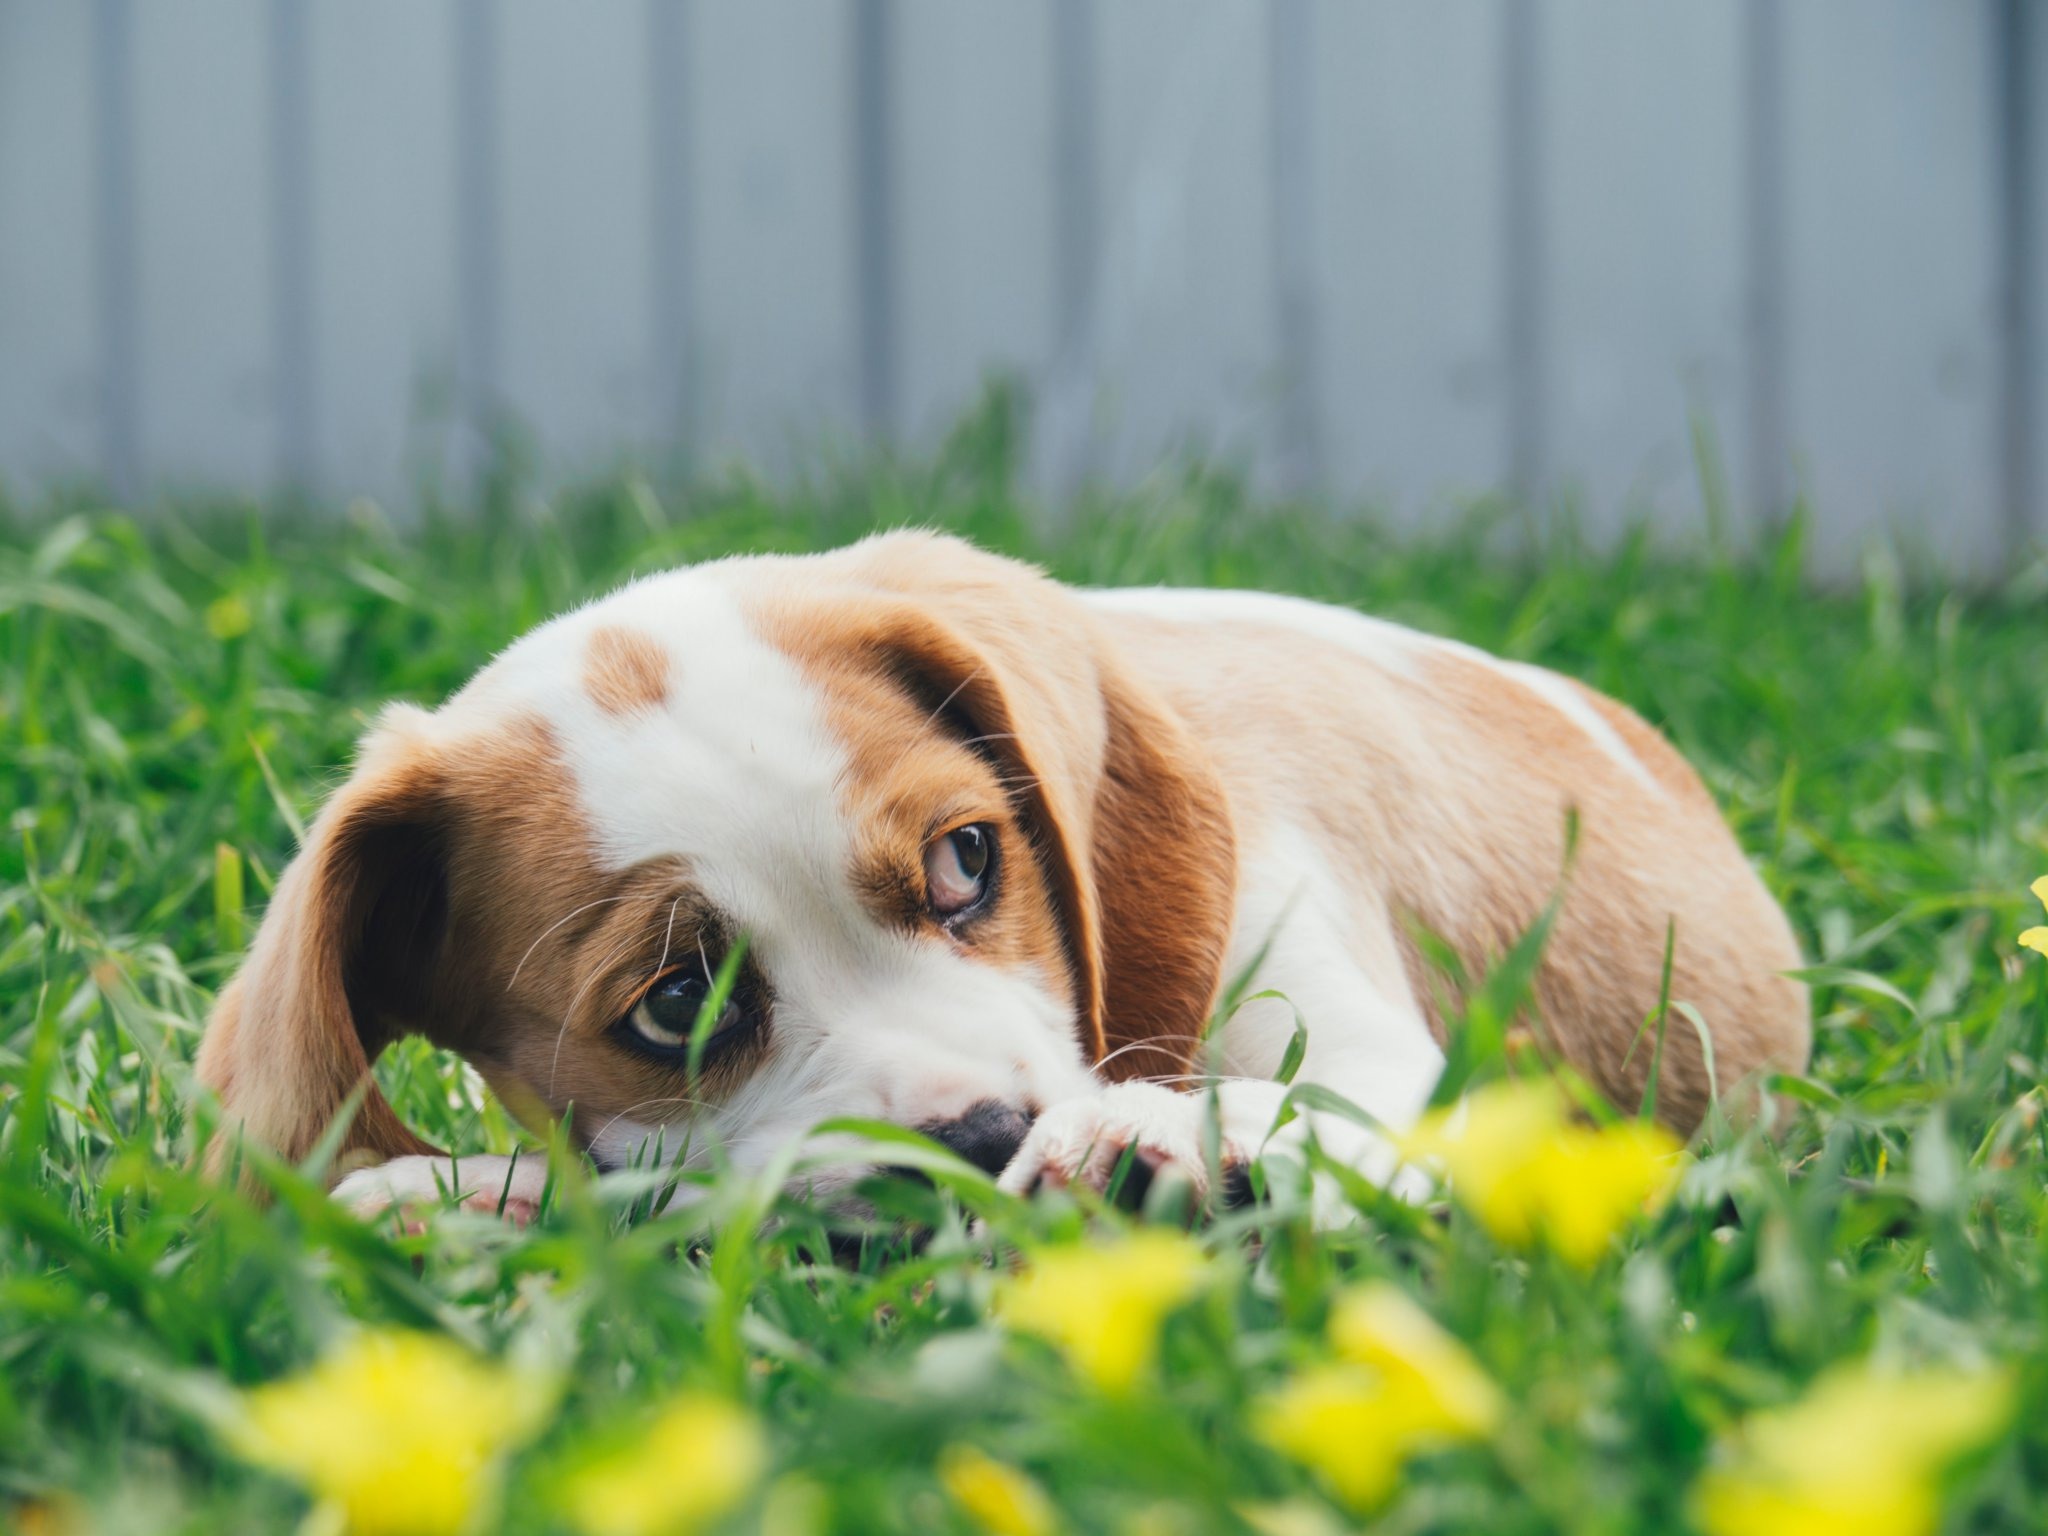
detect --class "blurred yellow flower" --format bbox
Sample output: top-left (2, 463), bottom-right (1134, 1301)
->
top-left (2018, 875), bottom-right (2048, 954)
top-left (1691, 1361), bottom-right (2013, 1536)
top-left (1255, 1285), bottom-right (1499, 1512)
top-left (996, 1231), bottom-right (1211, 1393)
top-left (1253, 1366), bottom-right (1426, 1511)
top-left (1397, 1080), bottom-right (1685, 1267)
top-left (231, 1329), bottom-right (548, 1536)
top-left (937, 1445), bottom-right (1058, 1536)
top-left (560, 1394), bottom-right (765, 1536)
top-left (1327, 1284), bottom-right (1502, 1438)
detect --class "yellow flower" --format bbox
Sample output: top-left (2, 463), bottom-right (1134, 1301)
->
top-left (1397, 1080), bottom-right (1686, 1267)
top-left (560, 1394), bottom-right (765, 1536)
top-left (231, 1329), bottom-right (549, 1536)
top-left (1255, 1285), bottom-right (1499, 1512)
top-left (1253, 1365), bottom-right (1424, 1511)
top-left (996, 1232), bottom-right (1211, 1393)
top-left (937, 1445), bottom-right (1058, 1536)
top-left (1691, 1362), bottom-right (2013, 1536)
top-left (2018, 875), bottom-right (2048, 954)
top-left (1327, 1284), bottom-right (1502, 1439)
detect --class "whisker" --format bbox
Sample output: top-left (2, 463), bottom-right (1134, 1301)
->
top-left (1092, 1033), bottom-right (1207, 1073)
top-left (590, 1094), bottom-right (715, 1155)
top-left (510, 894), bottom-right (630, 991)
top-left (653, 894), bottom-right (683, 979)
top-left (922, 664), bottom-right (986, 730)
top-left (1091, 1036), bottom-right (1214, 1081)
top-left (548, 926), bottom-right (658, 1099)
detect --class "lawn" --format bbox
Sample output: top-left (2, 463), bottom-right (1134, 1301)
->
top-left (5, 421), bottom-right (2048, 1534)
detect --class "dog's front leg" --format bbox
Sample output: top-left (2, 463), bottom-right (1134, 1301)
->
top-left (994, 1073), bottom-right (1426, 1215)
top-left (330, 1152), bottom-right (551, 1227)
top-left (998, 933), bottom-right (1447, 1216)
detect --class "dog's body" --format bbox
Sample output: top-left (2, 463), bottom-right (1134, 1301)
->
top-left (197, 533), bottom-right (1807, 1216)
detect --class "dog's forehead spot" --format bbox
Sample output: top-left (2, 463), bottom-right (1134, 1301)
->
top-left (582, 624), bottom-right (670, 716)
top-left (519, 573), bottom-right (857, 913)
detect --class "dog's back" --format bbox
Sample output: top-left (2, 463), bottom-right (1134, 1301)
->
top-left (1087, 585), bottom-right (1809, 1129)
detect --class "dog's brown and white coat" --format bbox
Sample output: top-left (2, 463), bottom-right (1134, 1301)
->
top-left (196, 533), bottom-right (1808, 1217)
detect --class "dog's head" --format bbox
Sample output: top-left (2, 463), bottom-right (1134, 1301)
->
top-left (197, 533), bottom-right (1237, 1191)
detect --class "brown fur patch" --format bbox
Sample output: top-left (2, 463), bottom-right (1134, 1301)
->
top-left (196, 708), bottom-right (765, 1185)
top-left (741, 534), bottom-right (1240, 1086)
top-left (758, 606), bottom-right (1082, 1042)
top-left (583, 624), bottom-right (670, 716)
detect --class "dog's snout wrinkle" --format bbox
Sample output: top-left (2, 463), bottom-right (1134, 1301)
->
top-left (921, 1098), bottom-right (1034, 1175)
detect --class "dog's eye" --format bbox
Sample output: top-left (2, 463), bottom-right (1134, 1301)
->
top-left (926, 823), bottom-right (994, 920)
top-left (623, 968), bottom-right (741, 1053)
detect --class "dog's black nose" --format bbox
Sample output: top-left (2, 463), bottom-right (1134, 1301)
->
top-left (921, 1099), bottom-right (1033, 1175)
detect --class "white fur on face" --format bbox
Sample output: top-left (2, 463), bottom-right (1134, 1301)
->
top-left (453, 565), bottom-right (1099, 1174)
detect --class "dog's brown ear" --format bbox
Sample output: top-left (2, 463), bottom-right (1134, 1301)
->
top-left (833, 533), bottom-right (1238, 1083)
top-left (196, 714), bottom-right (451, 1179)
top-left (1083, 675), bottom-right (1238, 1081)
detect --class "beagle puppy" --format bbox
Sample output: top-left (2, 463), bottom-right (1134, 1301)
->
top-left (196, 531), bottom-right (1808, 1218)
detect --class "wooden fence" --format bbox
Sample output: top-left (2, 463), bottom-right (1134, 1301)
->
top-left (0, 1), bottom-right (2036, 571)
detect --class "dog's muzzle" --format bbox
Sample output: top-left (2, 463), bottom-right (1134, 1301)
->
top-left (919, 1099), bottom-right (1034, 1175)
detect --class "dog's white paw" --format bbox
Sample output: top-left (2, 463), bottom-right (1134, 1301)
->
top-left (331, 1153), bottom-right (548, 1228)
top-left (996, 1083), bottom-right (1244, 1203)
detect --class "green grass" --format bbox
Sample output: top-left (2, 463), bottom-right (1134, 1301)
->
top-left (7, 416), bottom-right (2048, 1534)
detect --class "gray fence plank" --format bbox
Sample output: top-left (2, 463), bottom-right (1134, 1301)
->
top-left (895, 0), bottom-right (1056, 449)
top-left (1742, 0), bottom-right (1789, 527)
top-left (690, 0), bottom-right (860, 468)
top-left (1784, 0), bottom-right (2000, 572)
top-left (268, 0), bottom-right (315, 492)
top-left (1996, 0), bottom-right (2038, 551)
top-left (1050, 0), bottom-right (1098, 385)
top-left (131, 0), bottom-right (272, 492)
top-left (1310, 0), bottom-right (1506, 521)
top-left (851, 0), bottom-right (898, 443)
top-left (1072, 0), bottom-right (1274, 488)
top-left (0, 1), bottom-right (2030, 571)
top-left (1501, 0), bottom-right (1545, 506)
top-left (497, 1), bottom-right (656, 475)
top-left (1269, 0), bottom-right (1320, 495)
top-left (454, 0), bottom-right (499, 486)
top-left (308, 1), bottom-right (459, 508)
top-left (1542, 0), bottom-right (1747, 541)
top-left (648, 0), bottom-right (695, 454)
top-left (0, 3), bottom-right (102, 491)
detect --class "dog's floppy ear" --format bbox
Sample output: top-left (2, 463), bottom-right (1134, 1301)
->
top-left (840, 534), bottom-right (1238, 1082)
top-left (1084, 671), bottom-right (1239, 1079)
top-left (196, 711), bottom-right (452, 1179)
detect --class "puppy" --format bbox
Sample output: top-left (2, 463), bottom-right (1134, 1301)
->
top-left (195, 532), bottom-right (1807, 1219)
